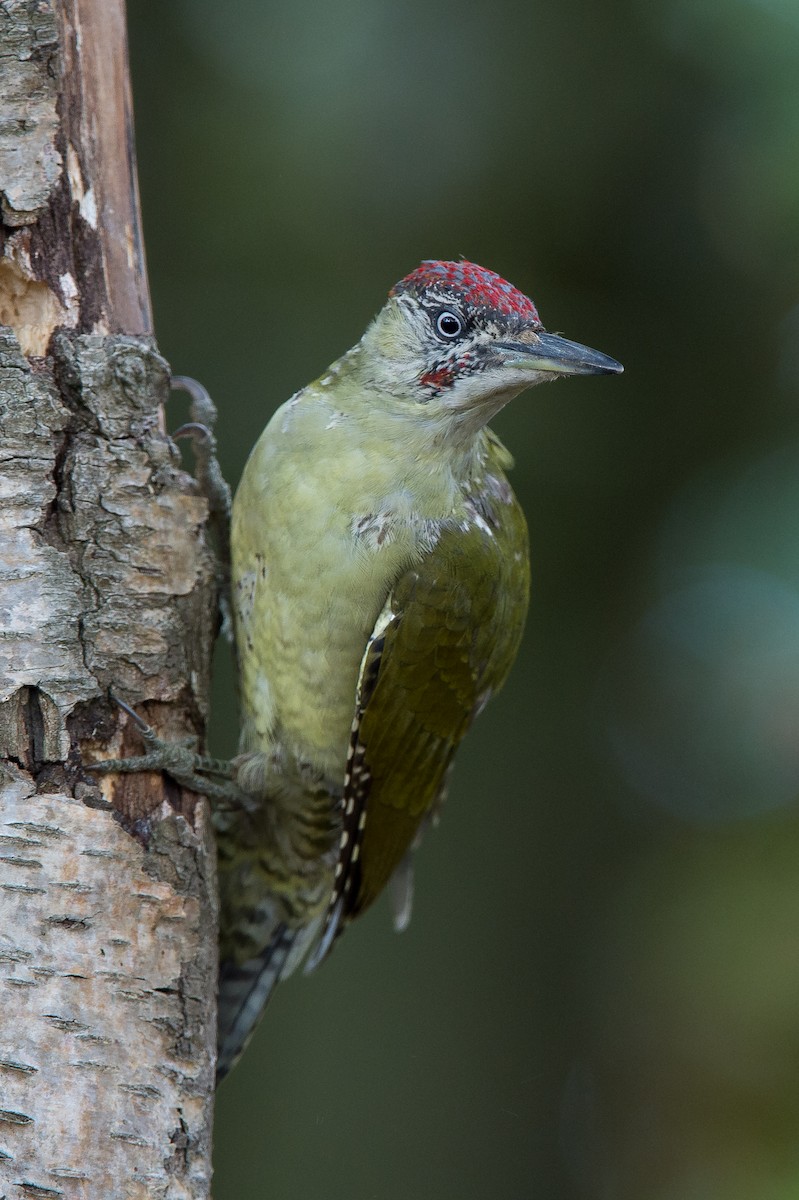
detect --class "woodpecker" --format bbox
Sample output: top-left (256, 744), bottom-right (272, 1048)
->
top-left (90, 261), bottom-right (621, 1075)
top-left (211, 260), bottom-right (622, 1076)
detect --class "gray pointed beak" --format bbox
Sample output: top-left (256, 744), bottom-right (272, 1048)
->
top-left (496, 331), bottom-right (623, 376)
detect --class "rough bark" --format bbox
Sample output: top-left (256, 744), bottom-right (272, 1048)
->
top-left (0, 2), bottom-right (218, 1196)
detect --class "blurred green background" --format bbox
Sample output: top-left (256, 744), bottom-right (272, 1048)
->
top-left (127, 2), bottom-right (799, 1197)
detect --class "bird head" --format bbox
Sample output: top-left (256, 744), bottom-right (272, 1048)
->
top-left (358, 260), bottom-right (622, 438)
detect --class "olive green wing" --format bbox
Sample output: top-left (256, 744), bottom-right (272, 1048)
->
top-left (323, 493), bottom-right (530, 951)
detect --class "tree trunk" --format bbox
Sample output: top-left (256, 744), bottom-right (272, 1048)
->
top-left (0, 2), bottom-right (218, 1195)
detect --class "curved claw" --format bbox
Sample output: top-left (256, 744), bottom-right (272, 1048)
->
top-left (171, 375), bottom-right (217, 431)
top-left (173, 421), bottom-right (214, 444)
top-left (109, 687), bottom-right (154, 738)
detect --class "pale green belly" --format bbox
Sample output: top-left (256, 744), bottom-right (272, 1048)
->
top-left (234, 500), bottom-right (421, 786)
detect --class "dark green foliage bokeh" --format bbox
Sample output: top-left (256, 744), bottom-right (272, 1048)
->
top-left (127, 2), bottom-right (799, 1197)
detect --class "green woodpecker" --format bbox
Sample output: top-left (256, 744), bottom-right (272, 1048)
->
top-left (213, 260), bottom-right (622, 1077)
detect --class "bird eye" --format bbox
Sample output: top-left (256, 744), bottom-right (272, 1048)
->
top-left (434, 309), bottom-right (464, 340)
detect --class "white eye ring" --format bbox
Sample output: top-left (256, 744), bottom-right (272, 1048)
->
top-left (435, 309), bottom-right (463, 339)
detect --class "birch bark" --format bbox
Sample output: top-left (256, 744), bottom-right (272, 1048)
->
top-left (0, 3), bottom-right (218, 1194)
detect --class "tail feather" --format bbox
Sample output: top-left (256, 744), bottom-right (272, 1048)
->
top-left (216, 924), bottom-right (296, 1082)
top-left (216, 916), bottom-right (325, 1082)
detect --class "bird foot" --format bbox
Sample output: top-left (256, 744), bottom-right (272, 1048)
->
top-left (171, 375), bottom-right (233, 640)
top-left (87, 691), bottom-right (259, 813)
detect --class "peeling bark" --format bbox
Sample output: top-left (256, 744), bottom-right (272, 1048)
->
top-left (0, 2), bottom-right (218, 1195)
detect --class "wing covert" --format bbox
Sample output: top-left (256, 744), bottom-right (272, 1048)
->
top-left (322, 484), bottom-right (530, 948)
